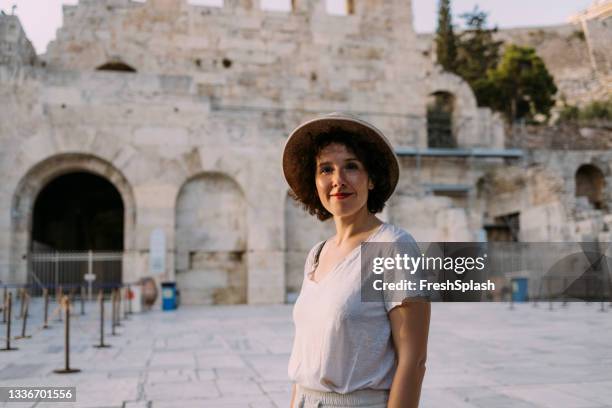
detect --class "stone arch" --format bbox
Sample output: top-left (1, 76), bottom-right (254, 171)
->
top-left (425, 71), bottom-right (479, 147)
top-left (174, 172), bottom-right (247, 305)
top-left (10, 153), bottom-right (136, 281)
top-left (575, 164), bottom-right (606, 210)
top-left (425, 72), bottom-right (478, 115)
top-left (427, 91), bottom-right (456, 148)
top-left (284, 191), bottom-right (334, 302)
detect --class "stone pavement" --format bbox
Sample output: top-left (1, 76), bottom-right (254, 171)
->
top-left (0, 299), bottom-right (611, 407)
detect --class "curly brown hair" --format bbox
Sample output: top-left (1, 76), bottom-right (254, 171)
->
top-left (289, 128), bottom-right (391, 221)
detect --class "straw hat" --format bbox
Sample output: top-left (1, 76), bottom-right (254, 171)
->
top-left (282, 113), bottom-right (399, 203)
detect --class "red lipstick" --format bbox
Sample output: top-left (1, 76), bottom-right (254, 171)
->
top-left (331, 193), bottom-right (353, 200)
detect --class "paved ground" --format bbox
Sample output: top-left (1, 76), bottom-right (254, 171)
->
top-left (0, 298), bottom-right (611, 408)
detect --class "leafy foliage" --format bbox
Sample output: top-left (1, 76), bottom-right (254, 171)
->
top-left (480, 45), bottom-right (557, 121)
top-left (435, 0), bottom-right (458, 72)
top-left (454, 7), bottom-right (503, 90)
top-left (434, 3), bottom-right (557, 122)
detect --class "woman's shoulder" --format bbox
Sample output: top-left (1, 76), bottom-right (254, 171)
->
top-left (375, 222), bottom-right (417, 244)
top-left (305, 239), bottom-right (327, 265)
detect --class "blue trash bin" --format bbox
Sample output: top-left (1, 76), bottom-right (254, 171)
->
top-left (511, 278), bottom-right (528, 302)
top-left (161, 282), bottom-right (177, 311)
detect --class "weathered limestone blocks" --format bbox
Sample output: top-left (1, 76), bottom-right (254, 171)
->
top-left (0, 14), bottom-right (36, 65)
top-left (1, 2), bottom-right (609, 305)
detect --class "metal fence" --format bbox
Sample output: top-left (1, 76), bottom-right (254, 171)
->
top-left (27, 251), bottom-right (122, 297)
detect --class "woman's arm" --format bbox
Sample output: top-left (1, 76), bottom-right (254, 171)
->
top-left (289, 383), bottom-right (296, 408)
top-left (387, 299), bottom-right (431, 408)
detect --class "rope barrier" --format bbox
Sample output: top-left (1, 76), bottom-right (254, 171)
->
top-left (1, 282), bottom-right (142, 290)
top-left (0, 282), bottom-right (144, 367)
top-left (12, 301), bottom-right (63, 341)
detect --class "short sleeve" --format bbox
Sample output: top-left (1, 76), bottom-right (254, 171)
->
top-left (382, 232), bottom-right (431, 313)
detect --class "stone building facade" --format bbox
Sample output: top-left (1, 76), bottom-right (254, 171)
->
top-left (1, 0), bottom-right (610, 304)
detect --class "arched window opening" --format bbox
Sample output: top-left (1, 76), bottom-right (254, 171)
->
top-left (427, 91), bottom-right (456, 148)
top-left (96, 61), bottom-right (137, 73)
top-left (575, 164), bottom-right (606, 210)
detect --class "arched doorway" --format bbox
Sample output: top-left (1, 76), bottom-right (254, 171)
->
top-left (575, 164), bottom-right (606, 210)
top-left (10, 154), bottom-right (136, 289)
top-left (32, 172), bottom-right (124, 251)
top-left (175, 173), bottom-right (247, 305)
top-left (28, 172), bottom-right (125, 293)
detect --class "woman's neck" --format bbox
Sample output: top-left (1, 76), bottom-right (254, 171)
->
top-left (332, 208), bottom-right (382, 246)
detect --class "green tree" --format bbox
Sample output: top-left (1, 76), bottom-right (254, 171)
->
top-left (454, 8), bottom-right (503, 105)
top-left (481, 45), bottom-right (557, 122)
top-left (435, 0), bottom-right (458, 72)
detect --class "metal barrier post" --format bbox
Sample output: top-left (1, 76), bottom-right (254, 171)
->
top-left (56, 285), bottom-right (63, 322)
top-left (19, 288), bottom-right (26, 319)
top-left (1, 292), bottom-right (17, 351)
top-left (68, 288), bottom-right (76, 315)
top-left (15, 293), bottom-right (31, 339)
top-left (116, 288), bottom-right (122, 327)
top-left (43, 288), bottom-right (50, 329)
top-left (87, 250), bottom-right (93, 301)
top-left (53, 296), bottom-right (80, 374)
top-left (94, 290), bottom-right (110, 348)
top-left (127, 284), bottom-right (133, 315)
top-left (2, 286), bottom-right (6, 324)
top-left (111, 290), bottom-right (118, 336)
top-left (80, 286), bottom-right (85, 316)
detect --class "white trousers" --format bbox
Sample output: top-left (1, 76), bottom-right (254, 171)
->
top-left (295, 385), bottom-right (389, 408)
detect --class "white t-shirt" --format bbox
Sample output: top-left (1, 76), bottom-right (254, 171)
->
top-left (287, 222), bottom-right (421, 394)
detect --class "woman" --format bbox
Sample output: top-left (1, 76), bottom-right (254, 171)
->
top-left (283, 113), bottom-right (431, 408)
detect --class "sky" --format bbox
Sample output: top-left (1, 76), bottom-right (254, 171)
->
top-left (0, 0), bottom-right (596, 54)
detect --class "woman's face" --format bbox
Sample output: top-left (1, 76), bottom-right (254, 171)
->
top-left (315, 143), bottom-right (373, 219)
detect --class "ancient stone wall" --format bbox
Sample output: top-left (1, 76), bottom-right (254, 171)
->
top-left (3, 1), bottom-right (609, 305)
top-left (571, 1), bottom-right (612, 82)
top-left (41, 0), bottom-right (501, 149)
top-left (0, 14), bottom-right (36, 66)
top-left (482, 150), bottom-right (612, 242)
top-left (506, 124), bottom-right (612, 150)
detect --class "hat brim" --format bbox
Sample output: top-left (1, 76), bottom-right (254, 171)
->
top-left (282, 114), bottom-right (399, 203)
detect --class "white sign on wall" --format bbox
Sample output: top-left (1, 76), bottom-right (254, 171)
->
top-left (149, 228), bottom-right (166, 275)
